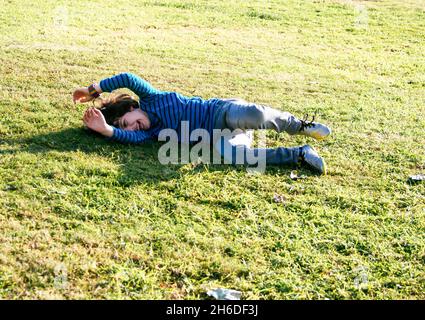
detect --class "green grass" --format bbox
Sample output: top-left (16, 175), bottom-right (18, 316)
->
top-left (0, 0), bottom-right (424, 299)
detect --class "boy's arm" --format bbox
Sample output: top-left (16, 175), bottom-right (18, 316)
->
top-left (109, 127), bottom-right (154, 144)
top-left (98, 72), bottom-right (162, 99)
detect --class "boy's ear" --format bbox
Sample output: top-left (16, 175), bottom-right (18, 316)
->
top-left (130, 106), bottom-right (135, 111)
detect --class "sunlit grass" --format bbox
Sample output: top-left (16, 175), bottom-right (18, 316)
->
top-left (0, 0), bottom-right (424, 299)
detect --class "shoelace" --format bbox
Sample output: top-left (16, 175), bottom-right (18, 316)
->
top-left (299, 113), bottom-right (317, 132)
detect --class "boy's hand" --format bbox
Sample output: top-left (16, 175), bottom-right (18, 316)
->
top-left (83, 107), bottom-right (114, 137)
top-left (73, 87), bottom-right (94, 104)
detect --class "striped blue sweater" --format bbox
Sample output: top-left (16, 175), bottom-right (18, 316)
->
top-left (99, 73), bottom-right (222, 144)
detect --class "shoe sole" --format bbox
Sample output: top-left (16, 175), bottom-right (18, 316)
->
top-left (301, 127), bottom-right (331, 141)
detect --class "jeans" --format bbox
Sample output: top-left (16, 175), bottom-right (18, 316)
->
top-left (212, 99), bottom-right (303, 166)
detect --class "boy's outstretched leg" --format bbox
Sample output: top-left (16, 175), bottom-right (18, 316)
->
top-left (220, 99), bottom-right (331, 140)
top-left (213, 131), bottom-right (327, 174)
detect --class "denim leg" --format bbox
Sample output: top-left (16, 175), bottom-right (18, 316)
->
top-left (213, 130), bottom-right (300, 167)
top-left (222, 100), bottom-right (302, 135)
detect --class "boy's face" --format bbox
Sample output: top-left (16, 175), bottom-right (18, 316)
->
top-left (115, 108), bottom-right (151, 131)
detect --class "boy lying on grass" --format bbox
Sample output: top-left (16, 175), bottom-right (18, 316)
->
top-left (73, 72), bottom-right (331, 174)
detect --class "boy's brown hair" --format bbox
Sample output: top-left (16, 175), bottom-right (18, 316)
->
top-left (98, 93), bottom-right (139, 126)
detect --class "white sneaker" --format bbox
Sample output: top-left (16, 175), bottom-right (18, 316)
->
top-left (299, 145), bottom-right (327, 174)
top-left (298, 114), bottom-right (331, 140)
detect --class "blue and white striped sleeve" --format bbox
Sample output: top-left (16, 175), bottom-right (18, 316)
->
top-left (110, 127), bottom-right (154, 144)
top-left (99, 72), bottom-right (162, 99)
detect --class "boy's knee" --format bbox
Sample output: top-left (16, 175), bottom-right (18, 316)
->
top-left (247, 105), bottom-right (266, 120)
top-left (233, 104), bottom-right (266, 128)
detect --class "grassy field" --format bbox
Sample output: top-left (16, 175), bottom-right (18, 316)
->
top-left (0, 0), bottom-right (424, 299)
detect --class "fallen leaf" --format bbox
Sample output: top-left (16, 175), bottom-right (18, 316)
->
top-left (207, 288), bottom-right (241, 300)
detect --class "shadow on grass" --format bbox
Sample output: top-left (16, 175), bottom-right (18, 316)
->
top-left (0, 127), bottom-right (316, 188)
top-left (0, 127), bottom-right (179, 188)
